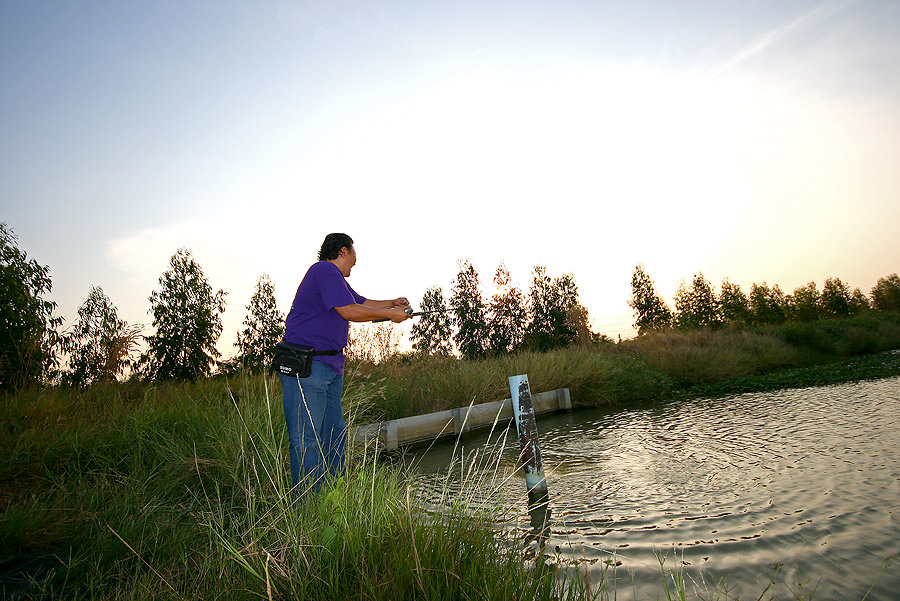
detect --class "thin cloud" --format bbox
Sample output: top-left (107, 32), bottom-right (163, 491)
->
top-left (714, 0), bottom-right (859, 77)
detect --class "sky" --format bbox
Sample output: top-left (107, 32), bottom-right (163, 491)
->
top-left (2, 0), bottom-right (899, 358)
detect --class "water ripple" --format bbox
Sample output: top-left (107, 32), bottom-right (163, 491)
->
top-left (407, 376), bottom-right (900, 600)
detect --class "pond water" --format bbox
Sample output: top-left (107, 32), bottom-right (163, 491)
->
top-left (405, 376), bottom-right (900, 600)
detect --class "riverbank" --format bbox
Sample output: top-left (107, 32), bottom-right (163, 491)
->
top-left (676, 347), bottom-right (900, 398)
top-left (351, 311), bottom-right (900, 419)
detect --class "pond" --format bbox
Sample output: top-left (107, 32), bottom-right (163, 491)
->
top-left (405, 376), bottom-right (900, 600)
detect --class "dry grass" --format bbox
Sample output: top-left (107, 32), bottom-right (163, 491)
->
top-left (619, 328), bottom-right (798, 386)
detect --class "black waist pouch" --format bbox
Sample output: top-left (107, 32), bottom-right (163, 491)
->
top-left (271, 341), bottom-right (340, 378)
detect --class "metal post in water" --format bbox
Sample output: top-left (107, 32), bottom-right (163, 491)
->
top-left (509, 374), bottom-right (551, 542)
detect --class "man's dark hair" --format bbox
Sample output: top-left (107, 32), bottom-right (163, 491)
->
top-left (318, 233), bottom-right (354, 261)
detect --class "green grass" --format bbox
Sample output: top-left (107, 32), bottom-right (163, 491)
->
top-left (0, 375), bottom-right (584, 600)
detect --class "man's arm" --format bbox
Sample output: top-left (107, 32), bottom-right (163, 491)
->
top-left (363, 297), bottom-right (410, 310)
top-left (335, 302), bottom-right (411, 323)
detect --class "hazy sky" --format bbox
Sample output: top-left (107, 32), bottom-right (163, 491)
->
top-left (2, 0), bottom-right (899, 356)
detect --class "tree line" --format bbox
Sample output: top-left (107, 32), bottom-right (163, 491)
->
top-left (409, 259), bottom-right (594, 360)
top-left (6, 218), bottom-right (898, 392)
top-left (2, 223), bottom-right (284, 391)
top-left (629, 263), bottom-right (900, 334)
top-left (1, 223), bottom-right (593, 391)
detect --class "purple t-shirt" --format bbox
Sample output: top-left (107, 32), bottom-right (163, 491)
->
top-left (284, 261), bottom-right (366, 374)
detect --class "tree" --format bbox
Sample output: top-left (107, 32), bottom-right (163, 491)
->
top-left (820, 277), bottom-right (852, 318)
top-left (61, 285), bottom-right (142, 387)
top-left (629, 264), bottom-right (672, 334)
top-left (849, 287), bottom-right (870, 314)
top-left (871, 274), bottom-right (900, 312)
top-left (1, 222), bottom-right (62, 391)
top-left (674, 272), bottom-right (720, 329)
top-left (565, 303), bottom-right (595, 348)
top-left (748, 282), bottom-right (785, 326)
top-left (410, 286), bottom-right (454, 356)
top-left (487, 263), bottom-right (527, 355)
top-left (141, 248), bottom-right (227, 381)
top-left (784, 281), bottom-right (819, 322)
top-left (718, 279), bottom-right (750, 324)
top-left (449, 259), bottom-right (489, 360)
top-left (523, 266), bottom-right (581, 351)
top-left (234, 273), bottom-right (284, 372)
top-left (549, 272), bottom-right (585, 346)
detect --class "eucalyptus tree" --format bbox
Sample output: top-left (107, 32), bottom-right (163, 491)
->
top-left (674, 272), bottom-right (720, 330)
top-left (487, 262), bottom-right (527, 355)
top-left (871, 274), bottom-right (900, 312)
top-left (628, 264), bottom-right (672, 334)
top-left (141, 248), bottom-right (227, 381)
top-left (0, 222), bottom-right (62, 391)
top-left (820, 277), bottom-right (852, 319)
top-left (234, 273), bottom-right (284, 372)
top-left (450, 259), bottom-right (489, 360)
top-left (523, 265), bottom-right (580, 351)
top-left (61, 285), bottom-right (141, 387)
top-left (410, 286), bottom-right (454, 356)
top-left (849, 287), bottom-right (871, 314)
top-left (784, 281), bottom-right (820, 323)
top-left (748, 282), bottom-right (786, 326)
top-left (718, 279), bottom-right (750, 324)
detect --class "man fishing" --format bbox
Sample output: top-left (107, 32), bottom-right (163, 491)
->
top-left (278, 233), bottom-right (412, 494)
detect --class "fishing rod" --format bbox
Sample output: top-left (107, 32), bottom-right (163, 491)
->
top-left (372, 307), bottom-right (453, 323)
top-left (408, 308), bottom-right (454, 317)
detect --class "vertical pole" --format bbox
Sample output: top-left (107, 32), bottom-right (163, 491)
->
top-left (509, 374), bottom-right (551, 542)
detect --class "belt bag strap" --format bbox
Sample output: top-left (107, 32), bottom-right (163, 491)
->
top-left (275, 340), bottom-right (341, 356)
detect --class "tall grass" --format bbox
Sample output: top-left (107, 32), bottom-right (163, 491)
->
top-left (346, 347), bottom-right (671, 421)
top-left (0, 373), bottom-right (584, 600)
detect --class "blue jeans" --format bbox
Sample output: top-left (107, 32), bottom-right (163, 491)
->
top-left (279, 361), bottom-right (345, 493)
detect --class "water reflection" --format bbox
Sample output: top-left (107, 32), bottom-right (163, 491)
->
top-left (404, 377), bottom-right (900, 600)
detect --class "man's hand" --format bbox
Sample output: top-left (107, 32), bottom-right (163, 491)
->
top-left (389, 306), bottom-right (413, 323)
top-left (392, 297), bottom-right (410, 309)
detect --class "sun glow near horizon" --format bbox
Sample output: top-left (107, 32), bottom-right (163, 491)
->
top-left (96, 56), bottom-right (895, 357)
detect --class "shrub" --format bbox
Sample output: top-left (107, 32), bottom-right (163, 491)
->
top-left (777, 322), bottom-right (836, 355)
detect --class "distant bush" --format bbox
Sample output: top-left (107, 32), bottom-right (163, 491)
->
top-left (771, 312), bottom-right (900, 357)
top-left (777, 322), bottom-right (836, 355)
